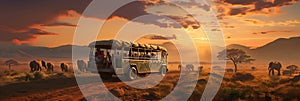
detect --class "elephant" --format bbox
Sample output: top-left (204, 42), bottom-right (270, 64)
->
top-left (29, 60), bottom-right (41, 72)
top-left (77, 60), bottom-right (87, 72)
top-left (61, 63), bottom-right (69, 72)
top-left (41, 60), bottom-right (47, 69)
top-left (198, 66), bottom-right (203, 72)
top-left (178, 64), bottom-right (182, 71)
top-left (46, 62), bottom-right (55, 72)
top-left (226, 68), bottom-right (234, 72)
top-left (268, 62), bottom-right (282, 76)
top-left (186, 64), bottom-right (194, 72)
top-left (29, 60), bottom-right (47, 72)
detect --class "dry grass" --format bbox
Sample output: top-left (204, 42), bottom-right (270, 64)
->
top-left (108, 64), bottom-right (300, 100)
top-left (0, 70), bottom-right (74, 86)
top-left (1, 63), bottom-right (300, 100)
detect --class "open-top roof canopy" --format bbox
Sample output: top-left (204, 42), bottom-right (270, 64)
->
top-left (89, 39), bottom-right (167, 52)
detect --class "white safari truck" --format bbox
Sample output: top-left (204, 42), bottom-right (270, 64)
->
top-left (87, 40), bottom-right (168, 80)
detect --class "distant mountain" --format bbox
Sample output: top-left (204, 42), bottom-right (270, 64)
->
top-left (0, 44), bottom-right (90, 61)
top-left (227, 44), bottom-right (251, 51)
top-left (227, 36), bottom-right (300, 64)
top-left (1, 36), bottom-right (299, 64)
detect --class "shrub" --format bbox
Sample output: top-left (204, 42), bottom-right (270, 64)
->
top-left (33, 71), bottom-right (47, 80)
top-left (110, 87), bottom-right (125, 97)
top-left (151, 83), bottom-right (174, 98)
top-left (232, 73), bottom-right (255, 82)
top-left (219, 87), bottom-right (240, 100)
top-left (3, 70), bottom-right (19, 76)
top-left (9, 71), bottom-right (20, 76)
top-left (25, 73), bottom-right (35, 81)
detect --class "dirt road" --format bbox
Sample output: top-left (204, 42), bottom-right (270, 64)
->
top-left (3, 71), bottom-right (184, 101)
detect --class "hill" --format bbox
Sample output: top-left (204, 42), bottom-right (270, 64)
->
top-left (227, 36), bottom-right (300, 64)
top-left (0, 43), bottom-right (89, 61)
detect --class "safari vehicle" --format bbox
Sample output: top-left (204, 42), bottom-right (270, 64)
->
top-left (87, 40), bottom-right (168, 80)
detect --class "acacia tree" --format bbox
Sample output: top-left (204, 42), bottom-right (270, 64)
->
top-left (287, 65), bottom-right (298, 73)
top-left (217, 49), bottom-right (255, 72)
top-left (4, 59), bottom-right (19, 70)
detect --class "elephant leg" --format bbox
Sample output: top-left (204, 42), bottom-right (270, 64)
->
top-left (269, 69), bottom-right (274, 75)
top-left (278, 69), bottom-right (281, 76)
top-left (32, 67), bottom-right (36, 72)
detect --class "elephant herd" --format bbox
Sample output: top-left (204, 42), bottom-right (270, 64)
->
top-left (29, 60), bottom-right (88, 73)
top-left (178, 64), bottom-right (203, 72)
top-left (29, 60), bottom-right (69, 72)
top-left (176, 61), bottom-right (298, 76)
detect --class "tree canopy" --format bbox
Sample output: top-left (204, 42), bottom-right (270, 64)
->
top-left (4, 59), bottom-right (19, 70)
top-left (217, 49), bottom-right (255, 72)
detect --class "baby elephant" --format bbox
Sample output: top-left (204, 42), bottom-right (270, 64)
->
top-left (61, 63), bottom-right (69, 72)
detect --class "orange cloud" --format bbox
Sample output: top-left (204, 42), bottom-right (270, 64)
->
top-left (215, 0), bottom-right (299, 18)
top-left (243, 19), bottom-right (300, 26)
top-left (108, 1), bottom-right (201, 29)
top-left (222, 25), bottom-right (235, 28)
top-left (12, 39), bottom-right (22, 45)
top-left (252, 30), bottom-right (292, 34)
top-left (0, 0), bottom-right (92, 44)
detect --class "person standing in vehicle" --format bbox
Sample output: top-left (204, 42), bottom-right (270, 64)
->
top-left (95, 48), bottom-right (101, 63)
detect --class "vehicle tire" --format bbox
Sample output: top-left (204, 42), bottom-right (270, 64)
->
top-left (127, 67), bottom-right (138, 80)
top-left (100, 72), bottom-right (112, 80)
top-left (160, 66), bottom-right (167, 76)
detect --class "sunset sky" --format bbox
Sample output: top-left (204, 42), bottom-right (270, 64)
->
top-left (0, 0), bottom-right (299, 48)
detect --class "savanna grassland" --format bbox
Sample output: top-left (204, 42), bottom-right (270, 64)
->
top-left (0, 63), bottom-right (299, 101)
top-left (104, 64), bottom-right (300, 101)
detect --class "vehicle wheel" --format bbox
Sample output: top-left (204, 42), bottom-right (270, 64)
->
top-left (100, 72), bottom-right (112, 80)
top-left (160, 66), bottom-right (167, 76)
top-left (127, 67), bottom-right (138, 80)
